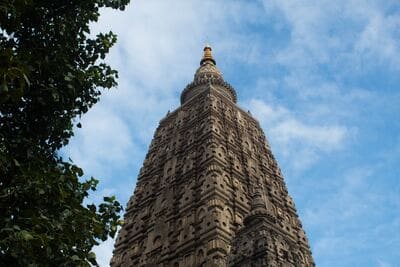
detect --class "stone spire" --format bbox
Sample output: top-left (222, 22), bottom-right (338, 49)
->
top-left (200, 44), bottom-right (216, 65)
top-left (194, 44), bottom-right (222, 82)
top-left (181, 45), bottom-right (237, 104)
top-left (111, 44), bottom-right (315, 267)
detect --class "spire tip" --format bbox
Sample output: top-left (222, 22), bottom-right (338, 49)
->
top-left (200, 44), bottom-right (216, 65)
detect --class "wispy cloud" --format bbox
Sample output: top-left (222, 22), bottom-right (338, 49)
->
top-left (245, 99), bottom-right (349, 171)
top-left (304, 164), bottom-right (400, 265)
top-left (92, 237), bottom-right (116, 267)
top-left (65, 104), bottom-right (135, 179)
top-left (62, 1), bottom-right (400, 266)
top-left (354, 12), bottom-right (400, 70)
top-left (377, 260), bottom-right (394, 267)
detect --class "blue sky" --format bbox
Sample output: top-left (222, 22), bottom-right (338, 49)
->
top-left (64, 1), bottom-right (400, 266)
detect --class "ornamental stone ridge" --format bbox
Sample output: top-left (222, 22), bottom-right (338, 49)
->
top-left (111, 45), bottom-right (314, 267)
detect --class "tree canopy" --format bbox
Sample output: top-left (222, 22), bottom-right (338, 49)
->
top-left (0, 0), bottom-right (129, 265)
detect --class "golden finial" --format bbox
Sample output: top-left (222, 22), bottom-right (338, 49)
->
top-left (200, 44), bottom-right (216, 65)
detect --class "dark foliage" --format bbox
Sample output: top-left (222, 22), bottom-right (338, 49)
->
top-left (0, 0), bottom-right (130, 265)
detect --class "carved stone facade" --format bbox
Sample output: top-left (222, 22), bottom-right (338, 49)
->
top-left (111, 46), bottom-right (314, 267)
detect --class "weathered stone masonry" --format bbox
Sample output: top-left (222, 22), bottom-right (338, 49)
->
top-left (111, 46), bottom-right (314, 267)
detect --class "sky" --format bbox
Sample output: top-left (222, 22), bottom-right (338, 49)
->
top-left (63, 1), bottom-right (400, 266)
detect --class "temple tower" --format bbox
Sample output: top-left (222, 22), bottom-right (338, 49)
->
top-left (111, 46), bottom-right (314, 267)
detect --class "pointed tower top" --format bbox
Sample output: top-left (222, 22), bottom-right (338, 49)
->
top-left (200, 44), bottom-right (216, 65)
top-left (180, 43), bottom-right (237, 104)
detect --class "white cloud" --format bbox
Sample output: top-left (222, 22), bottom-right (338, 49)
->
top-left (68, 2), bottom-right (269, 265)
top-left (78, 0), bottom-right (269, 149)
top-left (246, 99), bottom-right (348, 170)
top-left (66, 0), bottom-right (275, 181)
top-left (354, 13), bottom-right (400, 69)
top-left (377, 260), bottom-right (393, 267)
top-left (92, 237), bottom-right (116, 267)
top-left (271, 119), bottom-right (346, 151)
top-left (260, 0), bottom-right (400, 97)
top-left (92, 0), bottom-right (265, 85)
top-left (305, 167), bottom-right (374, 225)
top-left (302, 161), bottom-right (400, 263)
top-left (263, 1), bottom-right (380, 56)
top-left (61, 1), bottom-right (400, 266)
top-left (66, 104), bottom-right (135, 179)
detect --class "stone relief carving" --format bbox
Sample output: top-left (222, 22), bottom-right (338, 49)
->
top-left (111, 47), bottom-right (314, 267)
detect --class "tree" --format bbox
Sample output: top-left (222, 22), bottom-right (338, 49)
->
top-left (0, 0), bottom-right (129, 265)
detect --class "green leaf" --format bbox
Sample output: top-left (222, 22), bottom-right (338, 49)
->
top-left (88, 251), bottom-right (97, 265)
top-left (13, 158), bottom-right (21, 166)
top-left (0, 0), bottom-right (128, 265)
top-left (23, 73), bottom-right (30, 87)
top-left (0, 83), bottom-right (8, 93)
top-left (52, 92), bottom-right (59, 101)
top-left (71, 255), bottom-right (80, 261)
top-left (21, 230), bottom-right (34, 241)
top-left (88, 252), bottom-right (96, 259)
